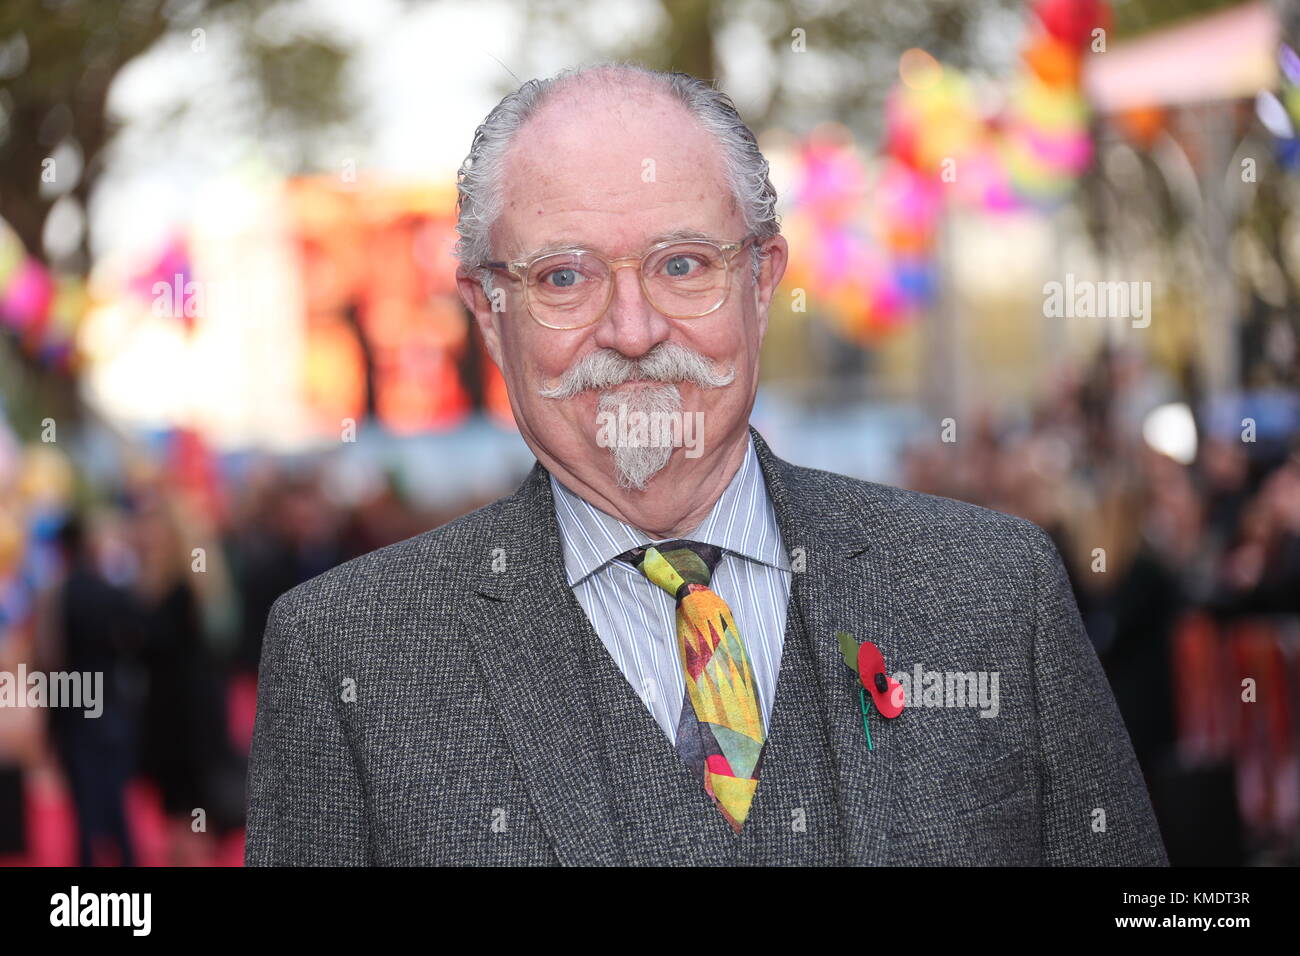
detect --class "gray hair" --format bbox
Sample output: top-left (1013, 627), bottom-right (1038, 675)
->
top-left (453, 62), bottom-right (779, 289)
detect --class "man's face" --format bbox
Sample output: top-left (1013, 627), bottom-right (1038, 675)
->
top-left (458, 84), bottom-right (787, 493)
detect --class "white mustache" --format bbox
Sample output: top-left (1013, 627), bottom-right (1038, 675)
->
top-left (537, 343), bottom-right (735, 400)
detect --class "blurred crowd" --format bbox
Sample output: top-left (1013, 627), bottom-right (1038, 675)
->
top-left (904, 344), bottom-right (1300, 865)
top-left (0, 441), bottom-right (497, 866)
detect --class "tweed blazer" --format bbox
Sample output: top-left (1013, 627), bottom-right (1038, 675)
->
top-left (245, 427), bottom-right (1169, 866)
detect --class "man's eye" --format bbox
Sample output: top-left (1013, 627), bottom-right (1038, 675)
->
top-left (662, 255), bottom-right (701, 277)
top-left (542, 268), bottom-right (584, 288)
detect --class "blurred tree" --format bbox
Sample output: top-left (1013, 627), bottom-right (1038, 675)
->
top-left (513, 0), bottom-right (1256, 136)
top-left (517, 0), bottom-right (1025, 134)
top-left (1110, 0), bottom-right (1252, 38)
top-left (0, 0), bottom-right (355, 432)
top-left (0, 0), bottom-right (352, 274)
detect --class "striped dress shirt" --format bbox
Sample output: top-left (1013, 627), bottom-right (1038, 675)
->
top-left (550, 435), bottom-right (792, 744)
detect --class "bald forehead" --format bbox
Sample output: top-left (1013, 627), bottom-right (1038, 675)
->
top-left (494, 77), bottom-right (740, 260)
top-left (525, 68), bottom-right (698, 137)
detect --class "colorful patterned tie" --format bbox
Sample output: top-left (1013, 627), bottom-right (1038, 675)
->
top-left (616, 540), bottom-right (766, 832)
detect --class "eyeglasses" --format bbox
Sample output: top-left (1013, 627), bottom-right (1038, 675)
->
top-left (482, 233), bottom-right (758, 330)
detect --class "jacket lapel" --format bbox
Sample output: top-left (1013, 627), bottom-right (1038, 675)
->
top-left (750, 427), bottom-right (899, 866)
top-left (460, 463), bottom-right (623, 865)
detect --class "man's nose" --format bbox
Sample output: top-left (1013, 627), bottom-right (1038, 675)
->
top-left (591, 262), bottom-right (672, 359)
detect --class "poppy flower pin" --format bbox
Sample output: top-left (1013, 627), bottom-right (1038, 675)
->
top-left (836, 631), bottom-right (905, 749)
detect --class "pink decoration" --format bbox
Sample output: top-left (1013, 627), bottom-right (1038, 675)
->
top-left (0, 257), bottom-right (55, 333)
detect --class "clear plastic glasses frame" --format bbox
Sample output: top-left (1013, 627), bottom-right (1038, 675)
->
top-left (482, 233), bottom-right (758, 330)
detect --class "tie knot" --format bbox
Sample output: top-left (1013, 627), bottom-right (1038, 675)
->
top-left (615, 539), bottom-right (723, 599)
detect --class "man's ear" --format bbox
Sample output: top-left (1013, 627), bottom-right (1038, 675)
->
top-left (456, 267), bottom-right (505, 370)
top-left (753, 234), bottom-right (789, 341)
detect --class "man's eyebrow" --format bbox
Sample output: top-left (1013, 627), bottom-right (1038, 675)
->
top-left (510, 237), bottom-right (587, 261)
top-left (511, 228), bottom-right (715, 262)
top-left (647, 228), bottom-right (714, 244)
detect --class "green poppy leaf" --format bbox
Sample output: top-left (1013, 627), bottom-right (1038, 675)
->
top-left (836, 631), bottom-right (859, 672)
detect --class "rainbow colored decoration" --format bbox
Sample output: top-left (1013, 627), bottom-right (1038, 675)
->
top-left (940, 0), bottom-right (1104, 210)
top-left (784, 0), bottom-right (1110, 344)
top-left (127, 234), bottom-right (196, 327)
top-left (782, 129), bottom-right (910, 342)
top-left (0, 219), bottom-right (84, 373)
top-left (1001, 0), bottom-right (1107, 205)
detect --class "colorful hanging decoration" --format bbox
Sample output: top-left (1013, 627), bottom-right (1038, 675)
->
top-left (127, 234), bottom-right (196, 329)
top-left (783, 1), bottom-right (1112, 344)
top-left (999, 74), bottom-right (1093, 206)
top-left (994, 0), bottom-right (1107, 208)
top-left (782, 129), bottom-right (908, 342)
top-left (0, 219), bottom-right (85, 372)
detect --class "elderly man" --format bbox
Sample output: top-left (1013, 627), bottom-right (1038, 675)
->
top-left (246, 64), bottom-right (1168, 866)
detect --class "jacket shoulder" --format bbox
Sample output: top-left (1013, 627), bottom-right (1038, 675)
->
top-left (266, 487), bottom-right (516, 629)
top-left (779, 459), bottom-right (1056, 557)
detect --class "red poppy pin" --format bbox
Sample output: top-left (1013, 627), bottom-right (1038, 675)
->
top-left (837, 632), bottom-right (905, 749)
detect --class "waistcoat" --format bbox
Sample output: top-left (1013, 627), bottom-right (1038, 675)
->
top-left (573, 588), bottom-right (847, 865)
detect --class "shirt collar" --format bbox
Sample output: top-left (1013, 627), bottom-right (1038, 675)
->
top-left (550, 433), bottom-right (788, 587)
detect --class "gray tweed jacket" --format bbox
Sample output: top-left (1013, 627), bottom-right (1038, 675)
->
top-left (245, 427), bottom-right (1169, 866)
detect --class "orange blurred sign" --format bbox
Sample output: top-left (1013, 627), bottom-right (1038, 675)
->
top-left (285, 177), bottom-right (512, 435)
